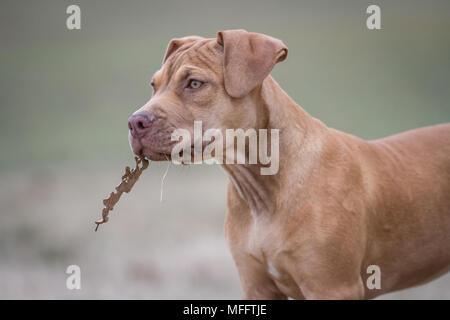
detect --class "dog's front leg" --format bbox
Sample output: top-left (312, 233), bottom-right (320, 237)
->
top-left (298, 279), bottom-right (365, 300)
top-left (288, 255), bottom-right (366, 299)
top-left (233, 256), bottom-right (288, 300)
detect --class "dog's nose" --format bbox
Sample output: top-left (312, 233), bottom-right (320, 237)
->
top-left (128, 111), bottom-right (154, 138)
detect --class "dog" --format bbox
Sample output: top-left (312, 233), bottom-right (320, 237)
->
top-left (128, 30), bottom-right (450, 299)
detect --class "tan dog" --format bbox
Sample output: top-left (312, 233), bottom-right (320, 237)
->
top-left (128, 30), bottom-right (450, 299)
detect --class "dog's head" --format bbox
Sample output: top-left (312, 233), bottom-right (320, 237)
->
top-left (128, 30), bottom-right (287, 161)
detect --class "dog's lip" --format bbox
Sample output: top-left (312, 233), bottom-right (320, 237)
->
top-left (141, 149), bottom-right (172, 161)
top-left (133, 138), bottom-right (211, 162)
top-left (140, 144), bottom-right (209, 162)
top-left (132, 138), bottom-right (175, 161)
top-left (129, 141), bottom-right (172, 161)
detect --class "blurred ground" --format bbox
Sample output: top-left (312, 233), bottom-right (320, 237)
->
top-left (0, 164), bottom-right (239, 299)
top-left (0, 0), bottom-right (449, 299)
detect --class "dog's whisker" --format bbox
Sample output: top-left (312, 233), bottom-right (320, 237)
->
top-left (160, 156), bottom-right (171, 203)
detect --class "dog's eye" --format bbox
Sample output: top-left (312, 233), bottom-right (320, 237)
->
top-left (187, 80), bottom-right (203, 89)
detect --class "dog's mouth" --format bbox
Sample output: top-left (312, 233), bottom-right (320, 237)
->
top-left (140, 149), bottom-right (173, 161)
top-left (139, 144), bottom-right (208, 163)
top-left (129, 139), bottom-right (173, 162)
top-left (129, 132), bottom-right (174, 162)
top-left (130, 131), bottom-right (213, 163)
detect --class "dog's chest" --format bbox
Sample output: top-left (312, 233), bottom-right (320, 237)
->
top-left (244, 218), bottom-right (305, 298)
top-left (247, 220), bottom-right (287, 272)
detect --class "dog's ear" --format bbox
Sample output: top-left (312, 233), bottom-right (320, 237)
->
top-left (217, 30), bottom-right (288, 98)
top-left (163, 36), bottom-right (203, 64)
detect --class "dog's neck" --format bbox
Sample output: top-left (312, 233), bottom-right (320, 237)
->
top-left (221, 76), bottom-right (327, 217)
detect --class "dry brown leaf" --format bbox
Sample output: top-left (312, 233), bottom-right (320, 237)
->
top-left (95, 156), bottom-right (149, 231)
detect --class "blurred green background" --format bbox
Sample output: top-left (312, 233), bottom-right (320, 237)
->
top-left (0, 0), bottom-right (449, 299)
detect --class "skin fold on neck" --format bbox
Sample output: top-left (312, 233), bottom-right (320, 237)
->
top-left (221, 76), bottom-right (328, 217)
